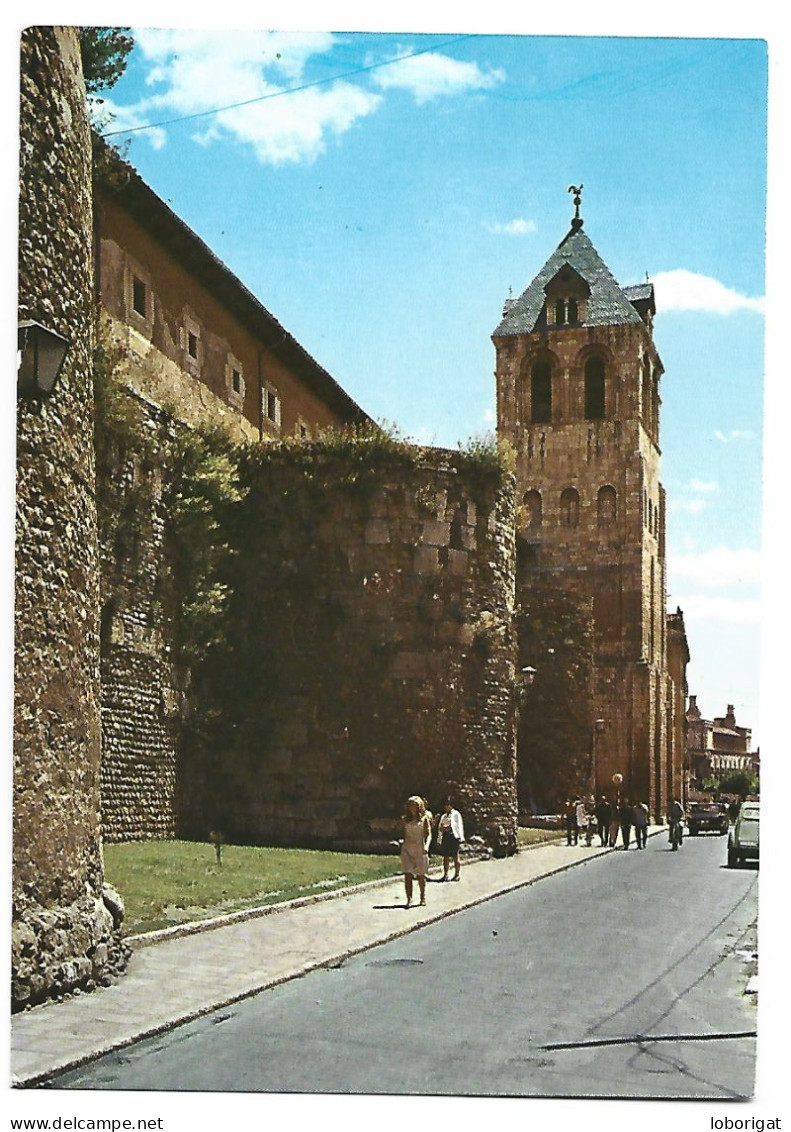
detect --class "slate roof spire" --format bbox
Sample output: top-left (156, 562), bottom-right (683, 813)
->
top-left (493, 185), bottom-right (653, 337)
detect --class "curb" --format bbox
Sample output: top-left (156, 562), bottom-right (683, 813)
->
top-left (15, 830), bottom-right (667, 1087)
top-left (24, 844), bottom-right (609, 1087)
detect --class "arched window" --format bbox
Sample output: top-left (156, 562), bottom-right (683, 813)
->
top-left (524, 489), bottom-right (542, 530)
top-left (597, 485), bottom-right (617, 526)
top-left (560, 487), bottom-right (580, 528)
top-left (584, 356), bottom-right (606, 420)
top-left (531, 359), bottom-right (552, 423)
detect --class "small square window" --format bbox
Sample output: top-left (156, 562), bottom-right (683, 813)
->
top-left (232, 369), bottom-right (242, 394)
top-left (188, 331), bottom-right (198, 359)
top-left (132, 277), bottom-right (147, 318)
top-left (267, 390), bottom-right (278, 422)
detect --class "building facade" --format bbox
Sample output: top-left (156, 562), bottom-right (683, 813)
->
top-left (95, 151), bottom-right (371, 444)
top-left (493, 192), bottom-right (686, 818)
top-left (686, 696), bottom-right (759, 786)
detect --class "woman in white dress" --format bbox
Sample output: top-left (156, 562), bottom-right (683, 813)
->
top-left (400, 795), bottom-right (431, 908)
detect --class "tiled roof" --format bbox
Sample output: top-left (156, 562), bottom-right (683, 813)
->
top-left (623, 283), bottom-right (654, 302)
top-left (493, 226), bottom-right (644, 337)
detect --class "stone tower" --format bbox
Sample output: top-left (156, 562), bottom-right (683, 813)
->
top-left (15, 26), bottom-right (128, 1010)
top-left (493, 188), bottom-right (672, 817)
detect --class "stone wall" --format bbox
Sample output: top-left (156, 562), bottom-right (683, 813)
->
top-left (14, 26), bottom-right (128, 1011)
top-left (178, 444), bottom-right (520, 855)
top-left (96, 386), bottom-right (186, 841)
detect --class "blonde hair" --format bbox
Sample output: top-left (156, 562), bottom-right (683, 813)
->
top-left (403, 795), bottom-right (426, 822)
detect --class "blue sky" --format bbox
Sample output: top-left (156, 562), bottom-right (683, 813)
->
top-left (98, 26), bottom-right (768, 748)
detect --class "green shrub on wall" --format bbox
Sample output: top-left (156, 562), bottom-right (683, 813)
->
top-left (167, 423), bottom-right (248, 667)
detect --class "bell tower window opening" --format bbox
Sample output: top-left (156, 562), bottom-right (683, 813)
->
top-left (560, 487), bottom-right (580, 528)
top-left (567, 298), bottom-right (578, 323)
top-left (554, 299), bottom-right (566, 325)
top-left (584, 356), bottom-right (606, 420)
top-left (597, 485), bottom-right (617, 526)
top-left (531, 359), bottom-right (552, 423)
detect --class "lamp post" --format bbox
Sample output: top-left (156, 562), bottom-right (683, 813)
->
top-left (589, 717), bottom-right (605, 798)
top-left (17, 320), bottom-right (70, 399)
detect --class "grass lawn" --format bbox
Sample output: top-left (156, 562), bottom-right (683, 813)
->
top-left (104, 840), bottom-right (402, 936)
top-left (517, 826), bottom-right (564, 848)
top-left (105, 830), bottom-right (565, 935)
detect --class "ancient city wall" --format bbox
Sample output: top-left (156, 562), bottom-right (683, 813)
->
top-left (14, 26), bottom-right (128, 1010)
top-left (95, 381), bottom-right (185, 841)
top-left (178, 441), bottom-right (520, 855)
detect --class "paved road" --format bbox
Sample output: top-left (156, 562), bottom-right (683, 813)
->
top-left (49, 834), bottom-right (757, 1098)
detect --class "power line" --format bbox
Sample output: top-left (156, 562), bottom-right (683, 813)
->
top-left (101, 34), bottom-right (479, 139)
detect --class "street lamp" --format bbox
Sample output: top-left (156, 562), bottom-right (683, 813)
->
top-left (17, 320), bottom-right (70, 399)
top-left (521, 666), bottom-right (537, 686)
top-left (589, 717), bottom-right (605, 797)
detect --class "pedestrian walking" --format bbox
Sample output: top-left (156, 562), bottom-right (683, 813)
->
top-left (608, 797), bottom-right (621, 848)
top-left (584, 795), bottom-right (597, 845)
top-left (400, 796), bottom-right (432, 908)
top-left (618, 798), bottom-right (633, 849)
top-left (575, 797), bottom-right (588, 845)
top-left (436, 798), bottom-right (465, 881)
top-left (563, 798), bottom-right (579, 845)
top-left (633, 801), bottom-right (649, 849)
top-left (668, 798), bottom-right (685, 848)
top-left (596, 796), bottom-right (612, 847)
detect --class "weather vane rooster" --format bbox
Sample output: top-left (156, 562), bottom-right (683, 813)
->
top-left (568, 184), bottom-right (584, 224)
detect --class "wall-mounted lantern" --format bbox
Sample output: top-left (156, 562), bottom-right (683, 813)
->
top-left (515, 665), bottom-right (537, 709)
top-left (17, 320), bottom-right (70, 399)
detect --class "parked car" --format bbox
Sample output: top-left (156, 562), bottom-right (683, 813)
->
top-left (687, 801), bottom-right (729, 836)
top-left (727, 801), bottom-right (760, 867)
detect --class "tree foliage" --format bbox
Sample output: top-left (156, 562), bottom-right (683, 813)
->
top-left (716, 770), bottom-right (759, 799)
top-left (79, 27), bottom-right (134, 96)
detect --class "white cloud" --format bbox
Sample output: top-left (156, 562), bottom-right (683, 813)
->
top-left (110, 31), bottom-right (503, 164)
top-left (670, 498), bottom-right (708, 515)
top-left (652, 269), bottom-right (764, 316)
top-left (115, 29), bottom-right (381, 164)
top-left (688, 478), bottom-right (718, 494)
top-left (485, 218), bottom-right (537, 236)
top-left (714, 429), bottom-right (758, 444)
top-left (673, 593), bottom-right (762, 625)
top-left (669, 546), bottom-right (761, 589)
top-left (370, 50), bottom-right (505, 104)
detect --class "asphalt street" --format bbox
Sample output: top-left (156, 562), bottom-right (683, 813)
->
top-left (49, 833), bottom-right (758, 1099)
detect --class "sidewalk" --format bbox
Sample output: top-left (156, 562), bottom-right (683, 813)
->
top-left (10, 831), bottom-right (661, 1087)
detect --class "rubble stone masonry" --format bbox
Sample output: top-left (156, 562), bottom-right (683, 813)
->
top-left (15, 26), bottom-right (128, 1011)
top-left (177, 446), bottom-right (520, 856)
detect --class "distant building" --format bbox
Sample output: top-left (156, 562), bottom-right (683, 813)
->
top-left (686, 696), bottom-right (759, 786)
